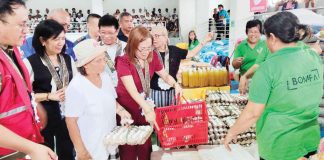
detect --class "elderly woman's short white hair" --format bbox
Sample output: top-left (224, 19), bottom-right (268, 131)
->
top-left (151, 26), bottom-right (168, 36)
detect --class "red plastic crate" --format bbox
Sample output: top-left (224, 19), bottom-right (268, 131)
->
top-left (155, 100), bottom-right (208, 148)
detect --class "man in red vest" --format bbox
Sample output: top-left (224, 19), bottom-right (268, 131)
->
top-left (0, 0), bottom-right (57, 159)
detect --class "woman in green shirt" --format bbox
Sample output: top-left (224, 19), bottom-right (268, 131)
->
top-left (224, 12), bottom-right (323, 160)
top-left (188, 30), bottom-right (200, 51)
top-left (232, 19), bottom-right (265, 76)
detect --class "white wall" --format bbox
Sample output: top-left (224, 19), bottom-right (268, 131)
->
top-left (25, 0), bottom-right (91, 15)
top-left (179, 0), bottom-right (196, 41)
top-left (91, 0), bottom-right (104, 16)
top-left (228, 0), bottom-right (254, 56)
top-left (195, 0), bottom-right (210, 41)
top-left (103, 0), bottom-right (179, 15)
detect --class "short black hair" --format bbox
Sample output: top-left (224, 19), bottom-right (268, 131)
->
top-left (78, 66), bottom-right (87, 75)
top-left (119, 12), bottom-right (132, 21)
top-left (87, 13), bottom-right (101, 22)
top-left (245, 19), bottom-right (262, 34)
top-left (264, 12), bottom-right (308, 43)
top-left (32, 19), bottom-right (66, 56)
top-left (0, 0), bottom-right (25, 20)
top-left (99, 14), bottom-right (119, 30)
top-left (218, 4), bottom-right (224, 8)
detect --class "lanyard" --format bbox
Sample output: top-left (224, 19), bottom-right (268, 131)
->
top-left (134, 59), bottom-right (150, 98)
top-left (155, 46), bottom-right (169, 73)
top-left (41, 54), bottom-right (69, 89)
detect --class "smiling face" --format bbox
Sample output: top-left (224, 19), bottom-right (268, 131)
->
top-left (0, 5), bottom-right (29, 46)
top-left (246, 26), bottom-right (261, 45)
top-left (135, 38), bottom-right (153, 60)
top-left (189, 31), bottom-right (196, 41)
top-left (42, 31), bottom-right (65, 55)
top-left (99, 26), bottom-right (118, 45)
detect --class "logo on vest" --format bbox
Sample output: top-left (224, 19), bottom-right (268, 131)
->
top-left (287, 69), bottom-right (320, 90)
top-left (254, 0), bottom-right (262, 5)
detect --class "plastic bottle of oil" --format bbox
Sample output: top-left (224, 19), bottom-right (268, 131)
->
top-left (212, 68), bottom-right (217, 86)
top-left (198, 68), bottom-right (204, 87)
top-left (188, 68), bottom-right (194, 88)
top-left (182, 68), bottom-right (189, 87)
top-left (202, 67), bottom-right (208, 87)
top-left (215, 68), bottom-right (220, 86)
top-left (194, 68), bottom-right (199, 87)
top-left (221, 68), bottom-right (228, 86)
top-left (207, 68), bottom-right (212, 86)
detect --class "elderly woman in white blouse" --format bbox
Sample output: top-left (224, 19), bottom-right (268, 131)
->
top-left (65, 39), bottom-right (131, 160)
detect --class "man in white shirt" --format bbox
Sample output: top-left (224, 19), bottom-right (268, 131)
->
top-left (138, 8), bottom-right (144, 17)
top-left (98, 14), bottom-right (127, 86)
top-left (163, 8), bottom-right (171, 19)
top-left (75, 14), bottom-right (85, 23)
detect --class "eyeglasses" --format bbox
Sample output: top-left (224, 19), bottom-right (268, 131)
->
top-left (0, 19), bottom-right (28, 30)
top-left (100, 31), bottom-right (117, 37)
top-left (152, 34), bottom-right (165, 39)
top-left (137, 46), bottom-right (153, 52)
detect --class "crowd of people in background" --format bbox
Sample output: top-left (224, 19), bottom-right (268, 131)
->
top-left (27, 8), bottom-right (91, 33)
top-left (26, 7), bottom-right (180, 37)
top-left (113, 8), bottom-right (179, 37)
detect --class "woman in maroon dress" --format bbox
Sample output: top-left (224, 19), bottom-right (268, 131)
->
top-left (116, 26), bottom-right (182, 160)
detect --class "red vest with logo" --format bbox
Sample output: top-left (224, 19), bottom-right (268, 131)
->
top-left (0, 47), bottom-right (43, 155)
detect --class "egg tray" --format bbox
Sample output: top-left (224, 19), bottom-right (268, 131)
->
top-left (104, 125), bottom-right (153, 146)
top-left (206, 91), bottom-right (248, 105)
top-left (207, 104), bottom-right (242, 118)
